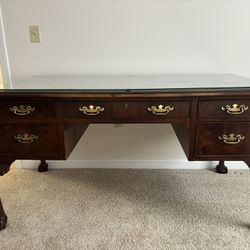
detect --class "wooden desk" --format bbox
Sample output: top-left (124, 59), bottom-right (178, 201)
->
top-left (1, 74), bottom-right (250, 230)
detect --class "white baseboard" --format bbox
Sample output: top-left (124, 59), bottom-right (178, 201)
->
top-left (17, 159), bottom-right (248, 170)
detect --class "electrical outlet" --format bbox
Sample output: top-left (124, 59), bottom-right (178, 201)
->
top-left (29, 25), bottom-right (40, 43)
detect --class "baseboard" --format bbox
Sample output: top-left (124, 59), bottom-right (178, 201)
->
top-left (17, 159), bottom-right (248, 170)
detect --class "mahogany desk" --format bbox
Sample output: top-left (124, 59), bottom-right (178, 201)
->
top-left (1, 74), bottom-right (250, 230)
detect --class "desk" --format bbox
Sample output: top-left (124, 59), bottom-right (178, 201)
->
top-left (1, 74), bottom-right (250, 230)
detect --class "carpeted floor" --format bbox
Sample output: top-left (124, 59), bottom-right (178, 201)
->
top-left (0, 167), bottom-right (249, 250)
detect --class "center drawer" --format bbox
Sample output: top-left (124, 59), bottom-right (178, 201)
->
top-left (195, 122), bottom-right (250, 156)
top-left (63, 100), bottom-right (190, 119)
top-left (0, 124), bottom-right (60, 157)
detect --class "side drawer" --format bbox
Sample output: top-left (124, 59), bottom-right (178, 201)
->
top-left (0, 100), bottom-right (56, 120)
top-left (195, 122), bottom-right (250, 156)
top-left (198, 99), bottom-right (250, 119)
top-left (0, 124), bottom-right (60, 156)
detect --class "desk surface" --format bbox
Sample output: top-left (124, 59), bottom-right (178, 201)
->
top-left (6, 74), bottom-right (250, 92)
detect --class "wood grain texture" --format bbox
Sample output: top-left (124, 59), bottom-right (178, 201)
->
top-left (0, 99), bottom-right (56, 121)
top-left (0, 124), bottom-right (60, 157)
top-left (64, 123), bottom-right (89, 159)
top-left (63, 100), bottom-right (190, 119)
top-left (196, 122), bottom-right (250, 157)
top-left (198, 98), bottom-right (250, 119)
top-left (172, 123), bottom-right (191, 159)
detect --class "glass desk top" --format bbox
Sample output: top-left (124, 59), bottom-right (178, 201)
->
top-left (4, 74), bottom-right (250, 92)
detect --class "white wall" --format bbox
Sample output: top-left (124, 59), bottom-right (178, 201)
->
top-left (1, 0), bottom-right (250, 169)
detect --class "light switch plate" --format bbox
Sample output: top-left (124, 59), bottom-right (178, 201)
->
top-left (29, 25), bottom-right (40, 43)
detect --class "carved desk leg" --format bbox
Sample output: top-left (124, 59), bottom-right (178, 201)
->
top-left (216, 160), bottom-right (228, 174)
top-left (38, 160), bottom-right (48, 172)
top-left (0, 160), bottom-right (13, 230)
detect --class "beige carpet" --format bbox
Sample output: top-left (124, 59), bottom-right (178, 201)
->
top-left (0, 167), bottom-right (249, 250)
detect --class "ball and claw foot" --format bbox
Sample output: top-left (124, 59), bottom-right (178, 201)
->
top-left (216, 161), bottom-right (228, 174)
top-left (38, 160), bottom-right (48, 172)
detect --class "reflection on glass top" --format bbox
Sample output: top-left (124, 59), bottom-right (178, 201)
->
top-left (8, 74), bottom-right (250, 91)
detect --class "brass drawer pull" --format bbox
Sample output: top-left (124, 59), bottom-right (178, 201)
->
top-left (148, 105), bottom-right (174, 115)
top-left (219, 133), bottom-right (245, 145)
top-left (79, 105), bottom-right (104, 116)
top-left (10, 105), bottom-right (35, 116)
top-left (221, 104), bottom-right (248, 115)
top-left (14, 134), bottom-right (38, 144)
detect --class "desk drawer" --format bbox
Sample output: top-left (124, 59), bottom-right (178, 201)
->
top-left (126, 101), bottom-right (190, 118)
top-left (198, 99), bottom-right (250, 119)
top-left (196, 123), bottom-right (250, 156)
top-left (0, 124), bottom-right (60, 156)
top-left (63, 100), bottom-right (190, 119)
top-left (0, 101), bottom-right (56, 120)
top-left (63, 101), bottom-right (126, 118)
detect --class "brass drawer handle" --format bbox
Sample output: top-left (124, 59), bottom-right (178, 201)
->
top-left (219, 133), bottom-right (245, 145)
top-left (10, 105), bottom-right (35, 116)
top-left (14, 134), bottom-right (38, 144)
top-left (79, 105), bottom-right (104, 116)
top-left (148, 105), bottom-right (174, 115)
top-left (221, 104), bottom-right (248, 115)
